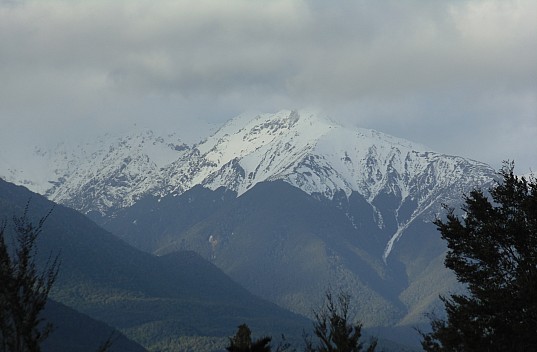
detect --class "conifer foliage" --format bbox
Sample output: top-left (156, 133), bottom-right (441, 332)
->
top-left (304, 291), bottom-right (377, 352)
top-left (0, 202), bottom-right (59, 352)
top-left (226, 324), bottom-right (272, 352)
top-left (422, 163), bottom-right (537, 351)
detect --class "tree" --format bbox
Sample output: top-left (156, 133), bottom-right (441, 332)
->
top-left (304, 291), bottom-right (377, 352)
top-left (226, 324), bottom-right (272, 352)
top-left (421, 163), bottom-right (537, 351)
top-left (0, 202), bottom-right (60, 352)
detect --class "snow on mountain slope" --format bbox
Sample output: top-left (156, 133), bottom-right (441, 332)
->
top-left (55, 130), bottom-right (189, 213)
top-left (161, 109), bottom-right (491, 198)
top-left (0, 129), bottom-right (188, 214)
top-left (169, 110), bottom-right (495, 260)
top-left (163, 110), bottom-right (336, 195)
top-left (2, 109), bottom-right (497, 260)
top-left (154, 109), bottom-right (494, 260)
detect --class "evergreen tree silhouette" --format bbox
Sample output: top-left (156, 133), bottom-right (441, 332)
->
top-left (0, 201), bottom-right (59, 352)
top-left (421, 162), bottom-right (537, 351)
top-left (226, 324), bottom-right (272, 352)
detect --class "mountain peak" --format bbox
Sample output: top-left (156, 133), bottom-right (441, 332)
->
top-left (195, 109), bottom-right (334, 171)
top-left (187, 109), bottom-right (434, 198)
top-left (2, 109), bottom-right (498, 264)
top-left (3, 110), bottom-right (495, 231)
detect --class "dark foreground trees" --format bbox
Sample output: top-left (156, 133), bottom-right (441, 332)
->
top-left (304, 291), bottom-right (377, 352)
top-left (226, 324), bottom-right (272, 352)
top-left (421, 164), bottom-right (537, 351)
top-left (228, 291), bottom-right (376, 352)
top-left (0, 203), bottom-right (59, 352)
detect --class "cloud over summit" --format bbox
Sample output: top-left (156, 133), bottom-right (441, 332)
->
top-left (1, 0), bottom-right (536, 171)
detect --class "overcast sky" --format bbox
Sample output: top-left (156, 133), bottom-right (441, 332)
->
top-left (1, 0), bottom-right (536, 173)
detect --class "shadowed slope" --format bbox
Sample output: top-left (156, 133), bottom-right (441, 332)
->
top-left (0, 179), bottom-right (310, 351)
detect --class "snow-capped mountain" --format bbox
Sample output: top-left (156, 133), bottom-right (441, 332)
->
top-left (156, 109), bottom-right (496, 259)
top-left (2, 109), bottom-right (501, 342)
top-left (1, 109), bottom-right (496, 260)
top-left (0, 129), bottom-right (189, 213)
top-left (164, 109), bottom-right (493, 200)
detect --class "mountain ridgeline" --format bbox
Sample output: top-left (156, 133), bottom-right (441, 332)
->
top-left (0, 109), bottom-right (498, 348)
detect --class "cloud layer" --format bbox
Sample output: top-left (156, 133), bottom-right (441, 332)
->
top-left (1, 0), bottom-right (536, 171)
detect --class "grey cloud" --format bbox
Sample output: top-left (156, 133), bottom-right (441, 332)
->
top-left (0, 0), bottom-right (536, 172)
top-left (2, 0), bottom-right (535, 98)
